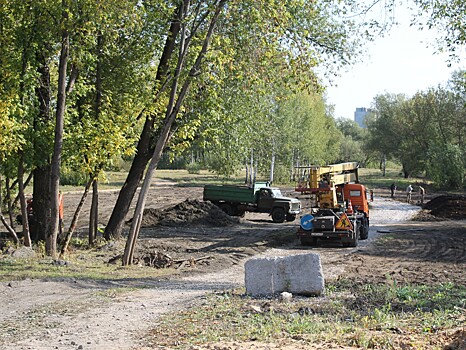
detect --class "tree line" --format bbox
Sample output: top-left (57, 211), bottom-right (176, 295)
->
top-left (366, 71), bottom-right (466, 189)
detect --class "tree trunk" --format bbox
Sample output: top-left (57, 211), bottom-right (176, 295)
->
top-left (12, 171), bottom-right (33, 208)
top-left (122, 0), bottom-right (227, 265)
top-left (382, 155), bottom-right (386, 177)
top-left (47, 25), bottom-right (69, 257)
top-left (249, 149), bottom-right (254, 185)
top-left (88, 33), bottom-right (103, 245)
top-left (402, 164), bottom-right (410, 178)
top-left (88, 179), bottom-right (98, 245)
top-left (0, 174), bottom-right (19, 244)
top-left (32, 167), bottom-right (51, 242)
top-left (5, 177), bottom-right (15, 229)
top-left (32, 52), bottom-right (52, 243)
top-left (18, 153), bottom-right (32, 247)
top-left (60, 178), bottom-right (92, 257)
top-left (104, 5), bottom-right (182, 241)
top-left (103, 119), bottom-right (152, 240)
top-left (269, 152), bottom-right (275, 185)
top-left (290, 150), bottom-right (294, 182)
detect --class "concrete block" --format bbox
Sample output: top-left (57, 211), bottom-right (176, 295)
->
top-left (244, 253), bottom-right (324, 296)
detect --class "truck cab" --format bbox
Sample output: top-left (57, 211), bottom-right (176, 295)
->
top-left (341, 183), bottom-right (369, 217)
top-left (256, 188), bottom-right (275, 211)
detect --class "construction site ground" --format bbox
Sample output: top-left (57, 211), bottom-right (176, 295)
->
top-left (0, 180), bottom-right (465, 349)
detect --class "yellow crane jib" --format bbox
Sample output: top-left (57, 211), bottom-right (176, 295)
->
top-left (296, 162), bottom-right (359, 192)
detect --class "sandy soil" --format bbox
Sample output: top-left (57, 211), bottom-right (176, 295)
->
top-left (0, 183), bottom-right (465, 350)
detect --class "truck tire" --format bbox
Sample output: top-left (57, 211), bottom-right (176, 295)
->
top-left (286, 214), bottom-right (296, 222)
top-left (271, 207), bottom-right (286, 223)
top-left (236, 210), bottom-right (246, 218)
top-left (219, 203), bottom-right (234, 216)
top-left (300, 236), bottom-right (317, 246)
top-left (345, 222), bottom-right (359, 247)
top-left (359, 218), bottom-right (369, 240)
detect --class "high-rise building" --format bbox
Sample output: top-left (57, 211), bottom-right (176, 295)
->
top-left (354, 107), bottom-right (371, 128)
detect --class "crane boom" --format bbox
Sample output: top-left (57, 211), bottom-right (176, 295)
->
top-left (295, 162), bottom-right (359, 194)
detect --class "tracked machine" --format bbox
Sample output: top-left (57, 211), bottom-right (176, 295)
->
top-left (295, 162), bottom-right (370, 247)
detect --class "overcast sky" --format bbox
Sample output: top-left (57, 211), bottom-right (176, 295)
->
top-left (325, 10), bottom-right (466, 120)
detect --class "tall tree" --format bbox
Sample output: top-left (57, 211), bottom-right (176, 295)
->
top-left (104, 2), bottom-right (182, 240)
top-left (123, 0), bottom-right (228, 265)
top-left (48, 0), bottom-right (71, 257)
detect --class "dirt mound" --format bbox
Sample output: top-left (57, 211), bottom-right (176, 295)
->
top-left (140, 199), bottom-right (239, 227)
top-left (422, 195), bottom-right (466, 220)
top-left (444, 328), bottom-right (466, 350)
top-left (412, 210), bottom-right (440, 222)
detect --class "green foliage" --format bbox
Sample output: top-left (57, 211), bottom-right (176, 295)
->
top-left (186, 163), bottom-right (202, 175)
top-left (367, 74), bottom-right (466, 187)
top-left (160, 0), bottom-right (386, 179)
top-left (427, 143), bottom-right (465, 189)
top-left (60, 167), bottom-right (88, 187)
top-left (335, 118), bottom-right (368, 165)
top-left (414, 0), bottom-right (466, 60)
top-left (194, 89), bottom-right (343, 179)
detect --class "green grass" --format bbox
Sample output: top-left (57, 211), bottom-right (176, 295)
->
top-left (57, 169), bottom-right (246, 193)
top-left (358, 167), bottom-right (430, 191)
top-left (147, 280), bottom-right (466, 349)
top-left (28, 164), bottom-right (446, 195)
top-left (0, 239), bottom-right (172, 282)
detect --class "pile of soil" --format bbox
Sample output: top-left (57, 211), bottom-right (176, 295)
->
top-left (139, 199), bottom-right (239, 227)
top-left (422, 195), bottom-right (466, 220)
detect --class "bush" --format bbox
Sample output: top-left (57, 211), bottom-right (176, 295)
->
top-left (186, 162), bottom-right (202, 174)
top-left (60, 167), bottom-right (88, 186)
top-left (427, 143), bottom-right (465, 189)
top-left (270, 163), bottom-right (291, 184)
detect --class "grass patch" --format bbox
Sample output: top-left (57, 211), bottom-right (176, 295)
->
top-left (57, 169), bottom-right (246, 193)
top-left (358, 167), bottom-right (430, 191)
top-left (0, 240), bottom-right (172, 282)
top-left (147, 279), bottom-right (466, 349)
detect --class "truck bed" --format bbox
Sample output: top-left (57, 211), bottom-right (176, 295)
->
top-left (203, 184), bottom-right (257, 203)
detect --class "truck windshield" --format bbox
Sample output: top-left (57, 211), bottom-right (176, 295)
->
top-left (271, 189), bottom-right (282, 197)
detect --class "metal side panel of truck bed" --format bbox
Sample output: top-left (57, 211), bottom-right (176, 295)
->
top-left (203, 185), bottom-right (256, 203)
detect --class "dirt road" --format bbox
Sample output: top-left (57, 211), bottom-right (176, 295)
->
top-left (0, 184), bottom-right (465, 350)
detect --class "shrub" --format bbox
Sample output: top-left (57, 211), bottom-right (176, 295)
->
top-left (186, 162), bottom-right (202, 174)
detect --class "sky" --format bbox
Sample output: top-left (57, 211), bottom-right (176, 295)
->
top-left (325, 9), bottom-right (466, 120)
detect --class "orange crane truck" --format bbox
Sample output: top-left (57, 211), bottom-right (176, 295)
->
top-left (295, 162), bottom-right (370, 247)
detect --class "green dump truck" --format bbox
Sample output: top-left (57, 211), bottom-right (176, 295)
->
top-left (203, 183), bottom-right (301, 223)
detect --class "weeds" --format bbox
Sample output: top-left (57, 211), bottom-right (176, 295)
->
top-left (147, 279), bottom-right (466, 349)
top-left (0, 241), bottom-right (172, 281)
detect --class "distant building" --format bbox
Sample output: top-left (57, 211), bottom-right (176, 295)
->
top-left (354, 107), bottom-right (371, 128)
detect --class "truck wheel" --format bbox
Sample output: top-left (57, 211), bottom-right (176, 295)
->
top-left (345, 222), bottom-right (359, 247)
top-left (236, 210), bottom-right (246, 218)
top-left (359, 218), bottom-right (369, 240)
top-left (219, 203), bottom-right (234, 216)
top-left (286, 214), bottom-right (296, 222)
top-left (271, 207), bottom-right (286, 223)
top-left (300, 237), bottom-right (317, 246)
